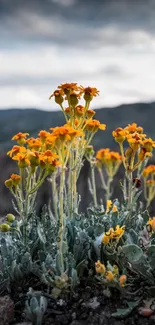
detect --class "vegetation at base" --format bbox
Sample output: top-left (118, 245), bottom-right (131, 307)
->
top-left (1, 83), bottom-right (155, 324)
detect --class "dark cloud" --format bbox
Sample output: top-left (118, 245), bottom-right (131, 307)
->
top-left (0, 0), bottom-right (155, 46)
top-left (0, 0), bottom-right (155, 109)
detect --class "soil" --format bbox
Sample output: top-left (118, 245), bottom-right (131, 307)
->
top-left (9, 277), bottom-right (155, 325)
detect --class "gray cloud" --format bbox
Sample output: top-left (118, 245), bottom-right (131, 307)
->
top-left (0, 0), bottom-right (155, 47)
top-left (0, 0), bottom-right (155, 109)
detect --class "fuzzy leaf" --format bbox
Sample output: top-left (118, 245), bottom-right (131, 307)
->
top-left (37, 223), bottom-right (46, 244)
top-left (112, 301), bottom-right (138, 318)
top-left (121, 244), bottom-right (143, 262)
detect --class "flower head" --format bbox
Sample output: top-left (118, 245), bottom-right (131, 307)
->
top-left (12, 152), bottom-right (30, 168)
top-left (125, 123), bottom-right (143, 134)
top-left (95, 260), bottom-right (106, 274)
top-left (85, 119), bottom-right (106, 133)
top-left (80, 86), bottom-right (99, 102)
top-left (112, 128), bottom-right (127, 144)
top-left (49, 89), bottom-right (64, 105)
top-left (105, 271), bottom-right (115, 281)
top-left (119, 274), bottom-right (127, 287)
top-left (58, 83), bottom-right (80, 95)
top-left (7, 145), bottom-right (27, 158)
top-left (142, 138), bottom-right (155, 152)
top-left (10, 173), bottom-right (21, 186)
top-left (106, 200), bottom-right (112, 213)
top-left (12, 132), bottom-right (29, 145)
top-left (147, 217), bottom-right (155, 232)
top-left (143, 165), bottom-right (155, 178)
top-left (26, 137), bottom-right (42, 151)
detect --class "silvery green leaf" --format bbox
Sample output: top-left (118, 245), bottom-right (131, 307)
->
top-left (37, 223), bottom-right (46, 244)
top-left (56, 252), bottom-right (64, 275)
top-left (30, 296), bottom-right (39, 312)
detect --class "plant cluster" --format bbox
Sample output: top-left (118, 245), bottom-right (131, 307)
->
top-left (1, 82), bottom-right (155, 323)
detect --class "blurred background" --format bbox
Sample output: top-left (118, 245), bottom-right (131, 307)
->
top-left (0, 0), bottom-right (155, 215)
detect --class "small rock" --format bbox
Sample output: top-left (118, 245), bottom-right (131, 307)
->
top-left (0, 295), bottom-right (14, 325)
top-left (82, 297), bottom-right (100, 310)
top-left (72, 312), bottom-right (76, 320)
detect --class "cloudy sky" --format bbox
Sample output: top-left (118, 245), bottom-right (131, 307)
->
top-left (0, 0), bottom-right (155, 110)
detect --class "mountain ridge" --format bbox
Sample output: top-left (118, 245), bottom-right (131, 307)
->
top-left (0, 101), bottom-right (154, 153)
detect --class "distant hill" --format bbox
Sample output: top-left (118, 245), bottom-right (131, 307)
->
top-left (0, 101), bottom-right (154, 153)
top-left (0, 102), bottom-right (155, 216)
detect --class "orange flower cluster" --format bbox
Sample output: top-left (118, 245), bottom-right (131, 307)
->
top-left (147, 217), bottom-right (155, 232)
top-left (5, 173), bottom-right (21, 188)
top-left (112, 123), bottom-right (155, 171)
top-left (49, 83), bottom-right (104, 132)
top-left (96, 148), bottom-right (122, 177)
top-left (102, 225), bottom-right (125, 245)
top-left (95, 261), bottom-right (127, 287)
top-left (142, 165), bottom-right (155, 207)
top-left (106, 200), bottom-right (118, 213)
top-left (7, 131), bottom-right (62, 171)
top-left (143, 165), bottom-right (155, 178)
top-left (49, 83), bottom-right (99, 104)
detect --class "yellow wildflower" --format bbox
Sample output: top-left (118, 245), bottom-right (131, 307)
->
top-left (112, 128), bottom-right (127, 144)
top-left (80, 86), bottom-right (99, 102)
top-left (119, 274), bottom-right (127, 287)
top-left (106, 200), bottom-right (112, 213)
top-left (125, 123), bottom-right (143, 134)
top-left (10, 173), bottom-right (21, 186)
top-left (26, 138), bottom-right (42, 151)
top-left (142, 138), bottom-right (155, 152)
top-left (86, 109), bottom-right (96, 119)
top-left (95, 260), bottom-right (106, 274)
top-left (7, 145), bottom-right (27, 158)
top-left (112, 205), bottom-right (118, 213)
top-left (12, 132), bottom-right (29, 145)
top-left (143, 165), bottom-right (155, 178)
top-left (106, 271), bottom-right (115, 281)
top-left (49, 89), bottom-right (64, 105)
top-left (85, 119), bottom-right (106, 133)
top-left (58, 83), bottom-right (80, 95)
top-left (113, 225), bottom-right (125, 240)
top-left (12, 152), bottom-right (30, 168)
top-left (75, 105), bottom-right (85, 117)
top-left (102, 227), bottom-right (114, 244)
top-left (113, 265), bottom-right (119, 276)
top-left (147, 217), bottom-right (155, 232)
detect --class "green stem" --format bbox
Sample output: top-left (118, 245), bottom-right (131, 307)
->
top-left (28, 170), bottom-right (48, 195)
top-left (58, 166), bottom-right (65, 270)
top-left (51, 172), bottom-right (58, 220)
top-left (73, 166), bottom-right (78, 212)
top-left (127, 171), bottom-right (133, 211)
top-left (105, 176), bottom-right (112, 202)
top-left (90, 163), bottom-right (97, 207)
top-left (68, 153), bottom-right (73, 218)
top-left (98, 167), bottom-right (107, 190)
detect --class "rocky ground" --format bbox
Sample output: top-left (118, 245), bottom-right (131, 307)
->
top-left (1, 279), bottom-right (155, 325)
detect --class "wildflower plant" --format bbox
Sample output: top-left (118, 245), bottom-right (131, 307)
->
top-left (1, 82), bottom-right (155, 323)
top-left (142, 165), bottom-right (155, 208)
top-left (96, 148), bottom-right (122, 202)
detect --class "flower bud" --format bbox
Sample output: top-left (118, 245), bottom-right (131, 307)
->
top-left (106, 271), bottom-right (114, 281)
top-left (5, 179), bottom-right (13, 188)
top-left (7, 214), bottom-right (15, 223)
top-left (0, 223), bottom-right (10, 232)
top-left (119, 274), bottom-right (127, 286)
top-left (70, 93), bottom-right (79, 107)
